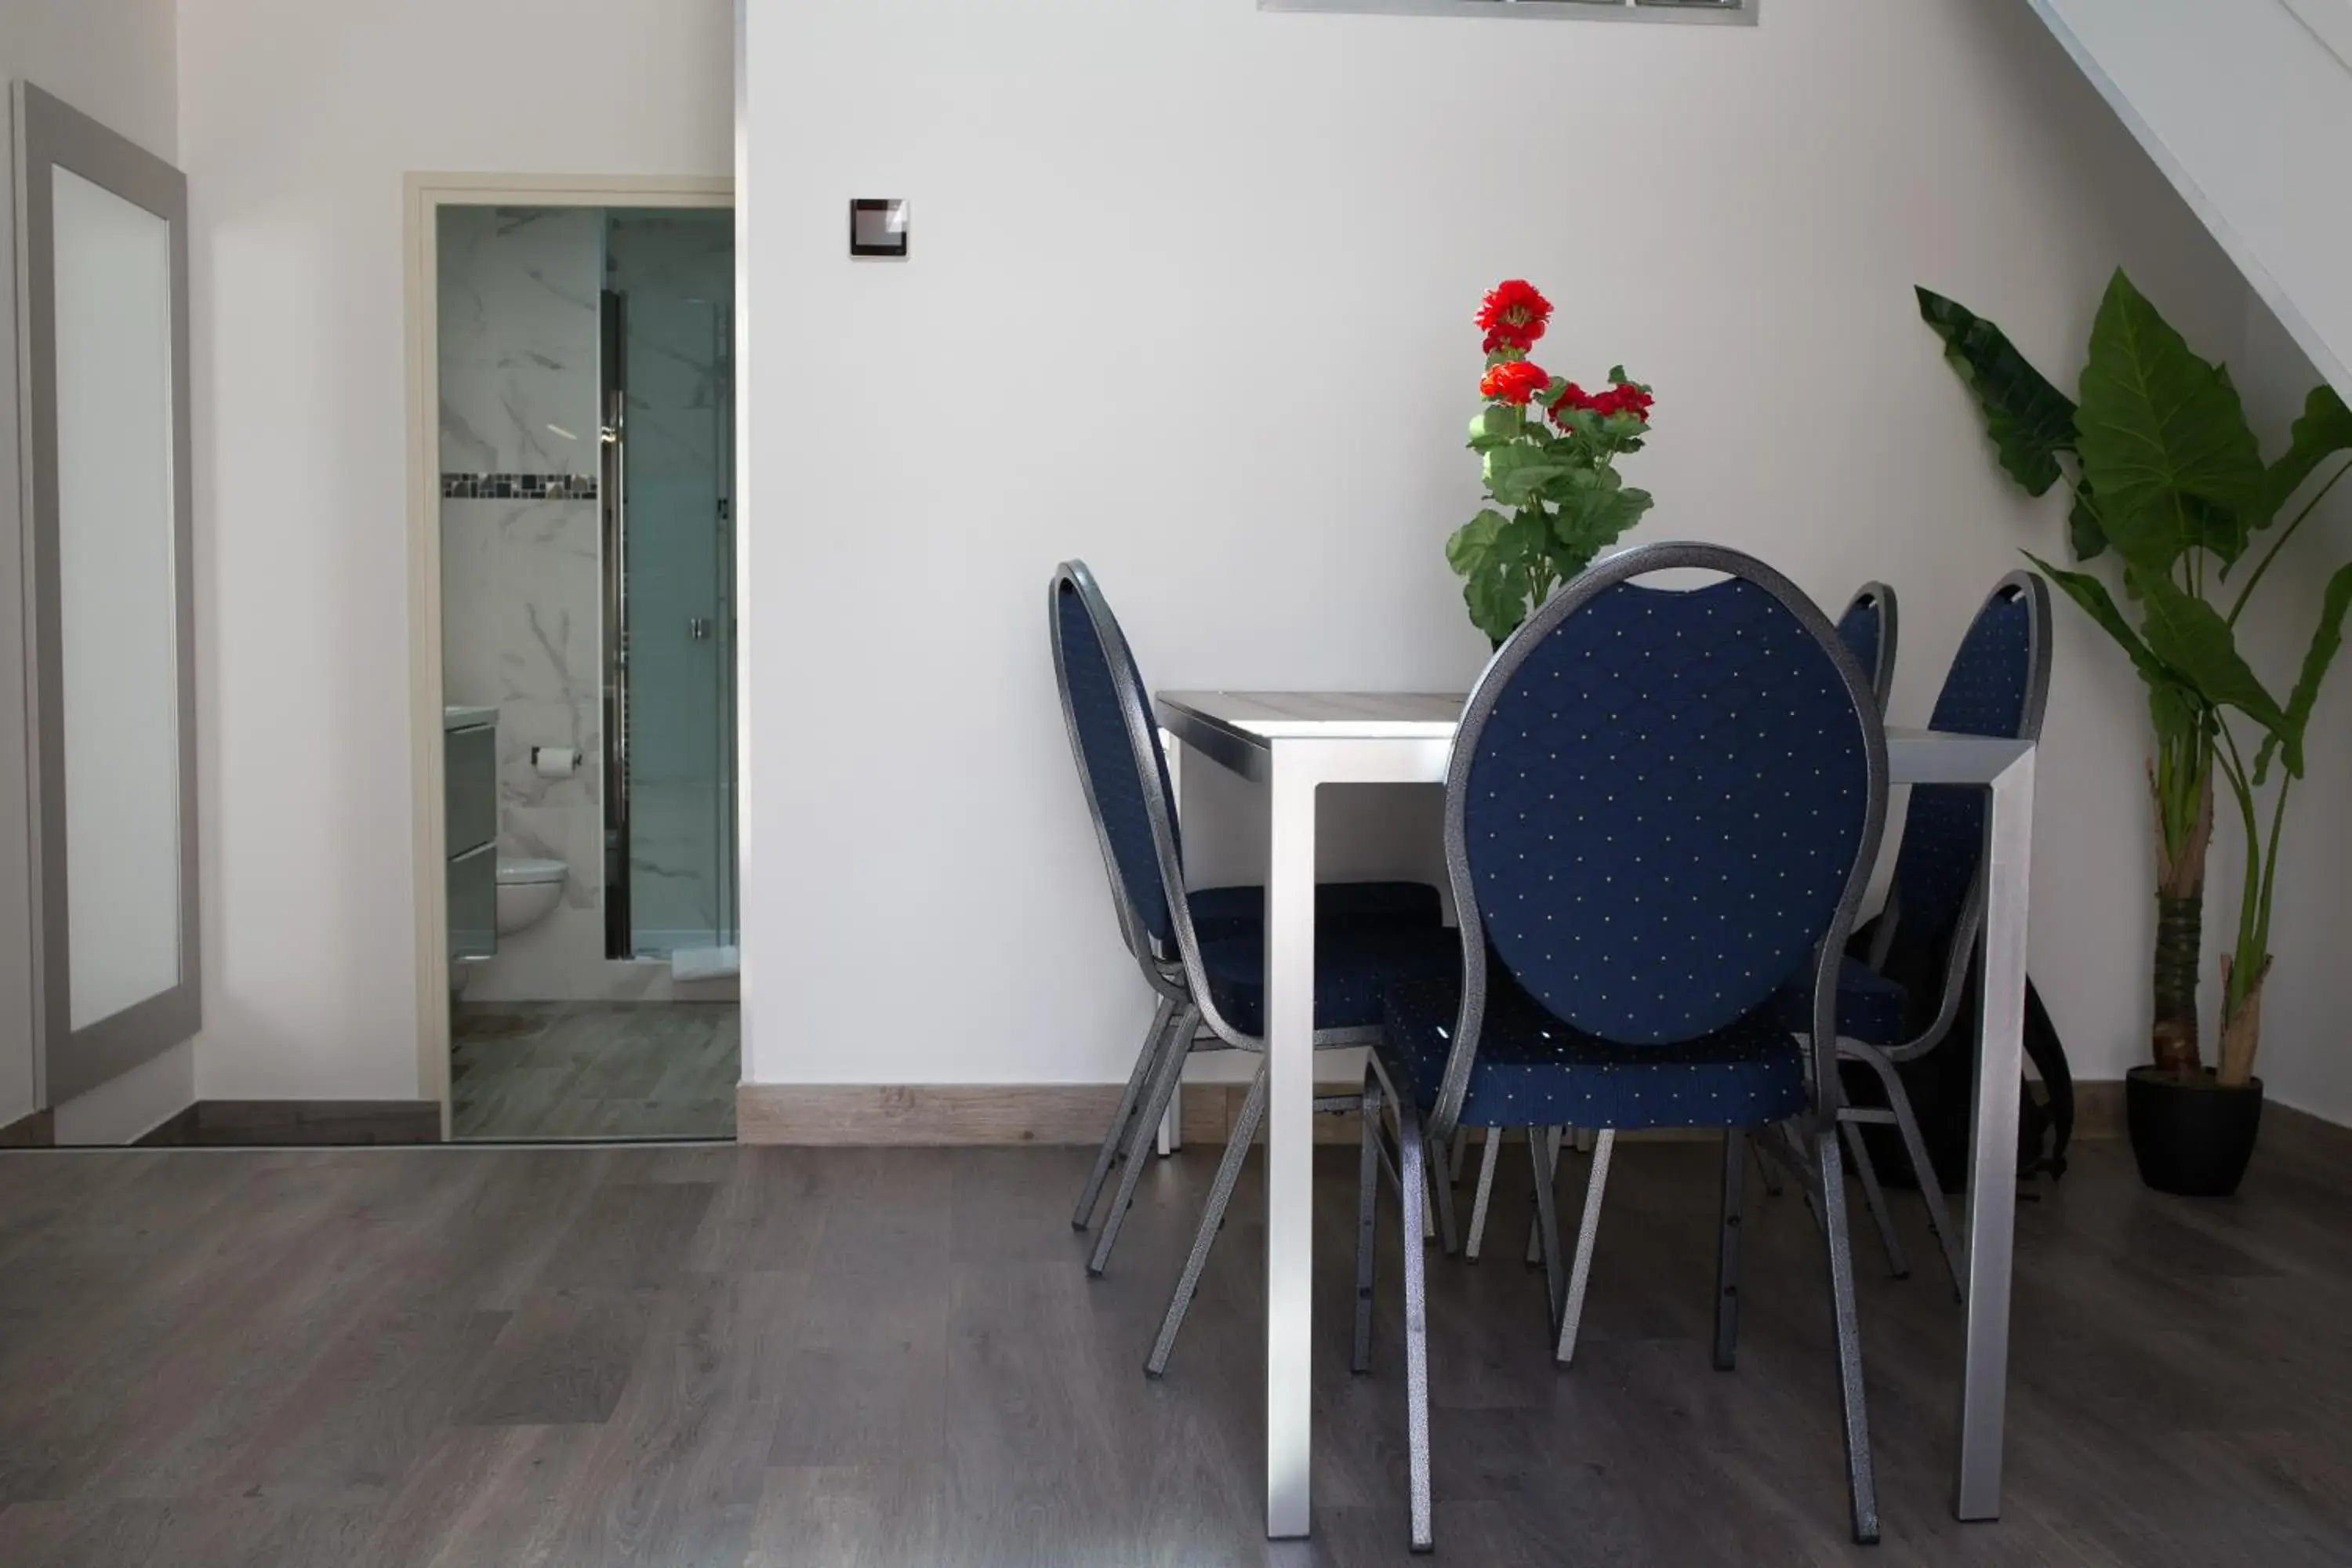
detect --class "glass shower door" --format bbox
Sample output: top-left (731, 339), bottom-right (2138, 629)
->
top-left (611, 210), bottom-right (735, 956)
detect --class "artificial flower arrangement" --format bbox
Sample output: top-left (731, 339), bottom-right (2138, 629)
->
top-left (1445, 280), bottom-right (1657, 641)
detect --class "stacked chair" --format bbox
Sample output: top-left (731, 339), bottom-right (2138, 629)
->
top-left (1357, 543), bottom-right (1891, 1551)
top-left (1050, 549), bottom-right (2053, 1555)
top-left (1047, 561), bottom-right (1457, 1334)
top-left (1819, 571), bottom-right (2051, 1292)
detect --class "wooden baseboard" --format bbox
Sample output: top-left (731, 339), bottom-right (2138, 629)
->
top-left (133, 1105), bottom-right (201, 1147)
top-left (2071, 1079), bottom-right (2123, 1141)
top-left (738, 1084), bottom-right (1127, 1145)
top-left (0, 1108), bottom-right (56, 1149)
top-left (734, 1079), bottom-right (2150, 1150)
top-left (134, 1100), bottom-right (442, 1148)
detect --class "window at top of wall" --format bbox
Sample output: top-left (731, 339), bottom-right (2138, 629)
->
top-left (1260, 0), bottom-right (1750, 19)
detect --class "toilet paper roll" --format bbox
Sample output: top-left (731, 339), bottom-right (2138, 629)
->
top-left (532, 746), bottom-right (578, 779)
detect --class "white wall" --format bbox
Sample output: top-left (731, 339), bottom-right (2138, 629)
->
top-left (176, 0), bottom-right (731, 1098)
top-left (2217, 295), bottom-right (2352, 1125)
top-left (739, 0), bottom-right (2284, 1093)
top-left (0, 0), bottom-right (182, 1135)
top-left (2027, 0), bottom-right (2352, 402)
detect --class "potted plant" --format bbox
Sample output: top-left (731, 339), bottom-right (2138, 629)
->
top-left (1445, 280), bottom-right (1657, 642)
top-left (1918, 268), bottom-right (2352, 1195)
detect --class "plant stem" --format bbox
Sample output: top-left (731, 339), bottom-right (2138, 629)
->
top-left (2230, 455), bottom-right (2352, 626)
top-left (2148, 729), bottom-right (2211, 1077)
top-left (2256, 773), bottom-right (2288, 971)
top-left (2214, 723), bottom-right (2267, 1019)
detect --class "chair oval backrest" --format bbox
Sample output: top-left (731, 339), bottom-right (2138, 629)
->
top-left (1890, 572), bottom-right (2050, 946)
top-left (1837, 582), bottom-right (1899, 713)
top-left (1049, 562), bottom-right (1181, 956)
top-left (1450, 544), bottom-right (1888, 1046)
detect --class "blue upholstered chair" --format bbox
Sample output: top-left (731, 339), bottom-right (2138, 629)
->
top-left (1048, 561), bottom-right (1452, 1289)
top-left (1838, 581), bottom-right (1899, 712)
top-left (1825, 571), bottom-right (2051, 1295)
top-left (1358, 543), bottom-right (1890, 1552)
top-left (1458, 575), bottom-right (1904, 1265)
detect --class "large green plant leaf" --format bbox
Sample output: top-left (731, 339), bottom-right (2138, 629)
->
top-left (2076, 271), bottom-right (2265, 572)
top-left (2068, 484), bottom-right (2107, 561)
top-left (2255, 559), bottom-right (2352, 781)
top-left (2132, 567), bottom-right (2287, 733)
top-left (2147, 681), bottom-right (2205, 751)
top-left (1915, 287), bottom-right (2078, 495)
top-left (2024, 552), bottom-right (2181, 691)
top-left (2183, 493), bottom-right (2251, 564)
top-left (2260, 384), bottom-right (2352, 525)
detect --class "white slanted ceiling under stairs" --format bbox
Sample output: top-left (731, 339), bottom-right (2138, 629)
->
top-left (2026, 0), bottom-right (2352, 398)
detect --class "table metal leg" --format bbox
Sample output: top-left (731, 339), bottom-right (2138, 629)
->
top-left (1265, 756), bottom-right (1318, 1539)
top-left (1957, 750), bottom-right (2033, 1520)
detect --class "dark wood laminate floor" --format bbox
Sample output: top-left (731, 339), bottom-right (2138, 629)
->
top-left (0, 1122), bottom-right (2347, 1566)
top-left (451, 1003), bottom-right (739, 1142)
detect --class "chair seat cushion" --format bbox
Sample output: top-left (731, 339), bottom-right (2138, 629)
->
top-left (1186, 881), bottom-right (1443, 945)
top-left (1380, 971), bottom-right (1808, 1131)
top-left (1770, 955), bottom-right (1907, 1046)
top-left (1197, 927), bottom-right (1460, 1037)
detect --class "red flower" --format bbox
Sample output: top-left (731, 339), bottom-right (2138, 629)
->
top-left (1548, 383), bottom-right (1590, 422)
top-left (1555, 380), bottom-right (1653, 423)
top-left (1596, 382), bottom-right (1654, 422)
top-left (1480, 360), bottom-right (1551, 407)
top-left (1477, 280), bottom-right (1553, 353)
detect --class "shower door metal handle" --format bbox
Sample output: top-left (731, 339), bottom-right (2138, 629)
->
top-left (601, 287), bottom-right (632, 960)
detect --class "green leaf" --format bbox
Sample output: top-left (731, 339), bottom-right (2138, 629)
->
top-left (2067, 484), bottom-right (2107, 561)
top-left (2259, 559), bottom-right (2352, 780)
top-left (2132, 567), bottom-right (2287, 733)
top-left (2147, 680), bottom-right (2205, 750)
top-left (2261, 384), bottom-right (2352, 525)
top-left (2023, 553), bottom-right (2169, 687)
top-left (2074, 270), bottom-right (2265, 572)
top-left (1915, 286), bottom-right (2078, 496)
top-left (1463, 562), bottom-right (1526, 644)
top-left (1483, 445), bottom-right (1577, 507)
top-left (1467, 405), bottom-right (1524, 453)
top-left (1444, 509), bottom-right (1508, 577)
top-left (1552, 482), bottom-right (1652, 563)
top-left (2183, 493), bottom-right (2251, 563)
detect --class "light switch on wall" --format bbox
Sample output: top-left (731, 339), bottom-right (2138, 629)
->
top-left (850, 199), bottom-right (909, 259)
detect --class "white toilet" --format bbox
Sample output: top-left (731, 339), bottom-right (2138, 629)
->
top-left (495, 857), bottom-right (570, 936)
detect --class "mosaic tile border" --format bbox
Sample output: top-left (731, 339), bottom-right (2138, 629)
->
top-left (441, 472), bottom-right (599, 501)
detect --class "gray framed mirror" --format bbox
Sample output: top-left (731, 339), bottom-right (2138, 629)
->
top-left (14, 82), bottom-right (199, 1104)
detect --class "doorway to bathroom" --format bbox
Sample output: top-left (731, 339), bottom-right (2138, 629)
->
top-left (412, 180), bottom-right (739, 1142)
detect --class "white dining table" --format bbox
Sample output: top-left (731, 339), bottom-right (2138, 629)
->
top-left (1155, 689), bottom-right (2036, 1541)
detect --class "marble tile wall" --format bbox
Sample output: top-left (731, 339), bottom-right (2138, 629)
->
top-left (440, 208), bottom-right (615, 1002)
top-left (440, 206), bottom-right (736, 995)
top-left (438, 207), bottom-right (602, 478)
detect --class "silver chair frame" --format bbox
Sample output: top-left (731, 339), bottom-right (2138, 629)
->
top-left (1845, 580), bottom-right (1900, 713)
top-left (1353, 543), bottom-right (1892, 1551)
top-left (1834, 571), bottom-right (2049, 1298)
top-left (1047, 563), bottom-right (1455, 1359)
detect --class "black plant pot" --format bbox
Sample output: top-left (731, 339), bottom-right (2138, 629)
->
top-left (2125, 1067), bottom-right (2263, 1197)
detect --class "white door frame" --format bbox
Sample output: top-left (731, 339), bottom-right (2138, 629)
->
top-left (402, 173), bottom-right (735, 1137)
